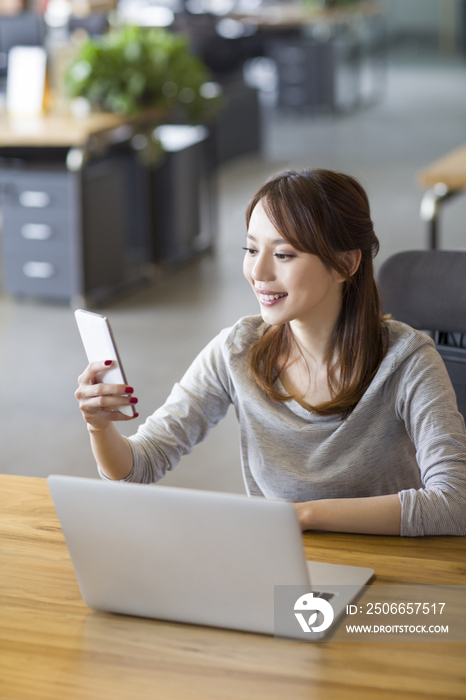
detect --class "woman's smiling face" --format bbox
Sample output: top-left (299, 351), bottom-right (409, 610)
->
top-left (243, 199), bottom-right (345, 329)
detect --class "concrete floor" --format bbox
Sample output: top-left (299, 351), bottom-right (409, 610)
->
top-left (2, 42), bottom-right (466, 491)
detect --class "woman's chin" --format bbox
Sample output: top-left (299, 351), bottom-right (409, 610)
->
top-left (259, 307), bottom-right (289, 326)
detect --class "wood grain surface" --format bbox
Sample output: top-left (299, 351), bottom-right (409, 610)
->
top-left (1, 475), bottom-right (465, 700)
top-left (0, 112), bottom-right (128, 148)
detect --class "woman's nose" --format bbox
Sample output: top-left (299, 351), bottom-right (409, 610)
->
top-left (252, 253), bottom-right (275, 282)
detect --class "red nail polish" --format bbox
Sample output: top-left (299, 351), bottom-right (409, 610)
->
top-left (125, 386), bottom-right (134, 394)
top-left (104, 360), bottom-right (112, 366)
top-left (133, 413), bottom-right (139, 418)
top-left (130, 397), bottom-right (138, 404)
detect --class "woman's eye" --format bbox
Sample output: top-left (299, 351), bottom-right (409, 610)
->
top-left (242, 247), bottom-right (257, 255)
top-left (274, 253), bottom-right (295, 260)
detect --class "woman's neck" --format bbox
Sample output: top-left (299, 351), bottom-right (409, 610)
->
top-left (288, 298), bottom-right (342, 371)
top-left (288, 322), bottom-right (331, 369)
top-left (280, 322), bottom-right (338, 409)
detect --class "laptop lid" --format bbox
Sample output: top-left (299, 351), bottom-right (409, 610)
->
top-left (47, 475), bottom-right (311, 635)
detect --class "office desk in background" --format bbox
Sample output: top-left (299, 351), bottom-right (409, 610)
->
top-left (0, 111), bottom-right (151, 306)
top-left (233, 0), bottom-right (386, 114)
top-left (0, 110), bottom-right (215, 305)
top-left (1, 474), bottom-right (465, 700)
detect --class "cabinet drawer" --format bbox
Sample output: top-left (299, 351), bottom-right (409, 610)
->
top-left (1, 248), bottom-right (73, 299)
top-left (1, 209), bottom-right (71, 253)
top-left (0, 170), bottom-right (71, 213)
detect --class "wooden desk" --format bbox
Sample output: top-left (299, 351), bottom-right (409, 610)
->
top-left (418, 144), bottom-right (466, 249)
top-left (1, 474), bottom-right (465, 700)
top-left (0, 111), bottom-right (128, 148)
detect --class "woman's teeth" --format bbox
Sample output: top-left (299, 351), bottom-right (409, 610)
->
top-left (259, 293), bottom-right (287, 301)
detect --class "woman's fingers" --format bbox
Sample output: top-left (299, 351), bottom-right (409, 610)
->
top-left (75, 361), bottom-right (139, 427)
top-left (84, 393), bottom-right (138, 413)
top-left (77, 395), bottom-right (139, 426)
top-left (76, 388), bottom-right (138, 410)
top-left (78, 381), bottom-right (133, 399)
top-left (78, 359), bottom-right (115, 385)
top-left (84, 406), bottom-right (138, 423)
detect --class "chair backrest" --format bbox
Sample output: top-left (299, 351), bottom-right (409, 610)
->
top-left (377, 250), bottom-right (466, 420)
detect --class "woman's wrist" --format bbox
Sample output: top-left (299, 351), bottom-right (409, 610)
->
top-left (293, 501), bottom-right (315, 531)
top-left (87, 420), bottom-right (111, 434)
top-left (88, 425), bottom-right (134, 480)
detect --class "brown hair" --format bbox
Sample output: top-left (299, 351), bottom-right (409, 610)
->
top-left (245, 168), bottom-right (388, 417)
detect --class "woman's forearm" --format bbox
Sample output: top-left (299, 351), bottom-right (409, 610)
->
top-left (88, 423), bottom-right (134, 480)
top-left (294, 494), bottom-right (402, 535)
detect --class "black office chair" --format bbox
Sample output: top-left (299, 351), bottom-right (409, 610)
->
top-left (377, 249), bottom-right (466, 420)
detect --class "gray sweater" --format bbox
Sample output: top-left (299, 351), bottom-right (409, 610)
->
top-left (118, 317), bottom-right (466, 537)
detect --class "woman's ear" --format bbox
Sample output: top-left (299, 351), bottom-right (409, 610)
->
top-left (340, 249), bottom-right (362, 278)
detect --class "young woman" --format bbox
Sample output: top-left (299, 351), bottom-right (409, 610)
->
top-left (76, 168), bottom-right (466, 537)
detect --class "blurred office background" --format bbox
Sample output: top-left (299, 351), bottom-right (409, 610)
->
top-left (1, 0), bottom-right (466, 491)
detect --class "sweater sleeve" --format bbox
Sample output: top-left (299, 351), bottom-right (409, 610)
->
top-left (122, 327), bottom-right (235, 484)
top-left (394, 345), bottom-right (466, 536)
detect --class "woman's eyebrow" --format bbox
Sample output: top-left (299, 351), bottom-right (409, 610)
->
top-left (246, 233), bottom-right (288, 245)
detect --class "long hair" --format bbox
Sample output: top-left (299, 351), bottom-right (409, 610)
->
top-left (245, 168), bottom-right (388, 417)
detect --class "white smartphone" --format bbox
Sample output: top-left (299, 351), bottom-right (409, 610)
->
top-left (75, 309), bottom-right (135, 417)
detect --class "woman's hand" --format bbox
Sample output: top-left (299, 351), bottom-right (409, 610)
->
top-left (75, 360), bottom-right (139, 432)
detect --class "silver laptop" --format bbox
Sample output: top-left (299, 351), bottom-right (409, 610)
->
top-left (48, 475), bottom-right (373, 640)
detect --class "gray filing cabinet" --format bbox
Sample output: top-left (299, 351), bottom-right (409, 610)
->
top-left (0, 148), bottom-right (150, 305)
top-left (0, 166), bottom-right (79, 299)
top-left (206, 80), bottom-right (261, 165)
top-left (150, 125), bottom-right (214, 265)
top-left (268, 36), bottom-right (334, 113)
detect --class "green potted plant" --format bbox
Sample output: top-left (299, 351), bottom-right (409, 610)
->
top-left (65, 24), bottom-right (221, 124)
